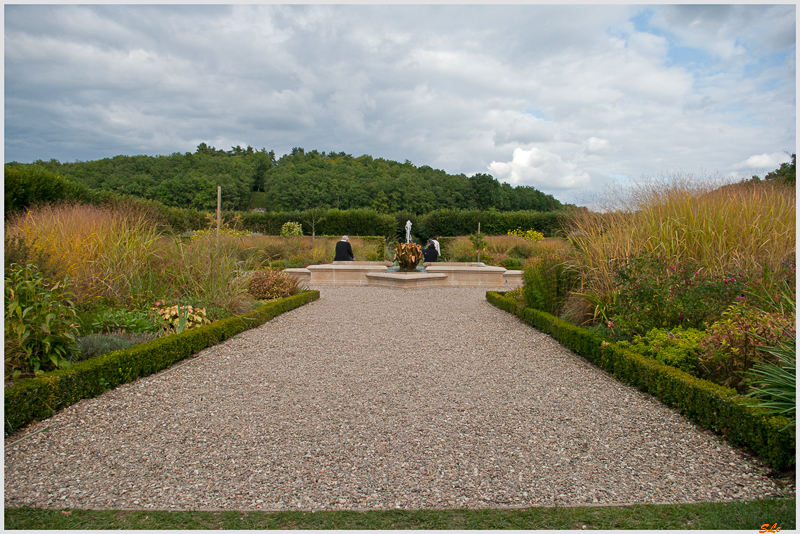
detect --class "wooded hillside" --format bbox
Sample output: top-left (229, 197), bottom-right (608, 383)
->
top-left (24, 144), bottom-right (563, 214)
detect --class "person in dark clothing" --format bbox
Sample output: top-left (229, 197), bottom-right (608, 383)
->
top-left (334, 235), bottom-right (355, 261)
top-left (423, 241), bottom-right (439, 263)
top-left (430, 236), bottom-right (441, 257)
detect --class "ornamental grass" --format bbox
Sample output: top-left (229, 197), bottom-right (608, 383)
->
top-left (6, 203), bottom-right (160, 306)
top-left (566, 177), bottom-right (796, 321)
top-left (5, 203), bottom-right (260, 317)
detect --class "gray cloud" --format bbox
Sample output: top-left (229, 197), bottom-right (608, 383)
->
top-left (4, 4), bottom-right (795, 204)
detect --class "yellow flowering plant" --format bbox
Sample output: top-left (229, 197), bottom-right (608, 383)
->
top-left (507, 228), bottom-right (545, 242)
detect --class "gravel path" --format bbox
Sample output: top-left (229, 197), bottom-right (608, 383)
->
top-left (4, 286), bottom-right (788, 511)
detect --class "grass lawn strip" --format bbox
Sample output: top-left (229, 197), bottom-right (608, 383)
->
top-left (4, 498), bottom-right (795, 530)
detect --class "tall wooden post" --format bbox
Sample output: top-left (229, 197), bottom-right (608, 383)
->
top-left (477, 222), bottom-right (481, 262)
top-left (216, 186), bottom-right (221, 248)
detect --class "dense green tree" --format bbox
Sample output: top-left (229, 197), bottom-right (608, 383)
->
top-left (469, 173), bottom-right (501, 210)
top-left (765, 154), bottom-right (796, 184)
top-left (15, 145), bottom-right (564, 214)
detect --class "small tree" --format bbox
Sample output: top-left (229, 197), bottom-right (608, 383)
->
top-left (469, 231), bottom-right (487, 262)
top-left (302, 207), bottom-right (327, 240)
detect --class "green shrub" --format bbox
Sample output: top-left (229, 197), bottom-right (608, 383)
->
top-left (280, 221), bottom-right (303, 237)
top-left (75, 332), bottom-right (160, 362)
top-left (499, 257), bottom-right (524, 270)
top-left (698, 301), bottom-right (795, 393)
top-left (89, 307), bottom-right (161, 334)
top-left (610, 255), bottom-right (748, 337)
top-left (247, 269), bottom-right (301, 300)
top-left (509, 241), bottom-right (536, 258)
top-left (5, 264), bottom-right (80, 380)
top-left (615, 327), bottom-right (707, 375)
top-left (504, 288), bottom-right (525, 306)
top-left (4, 164), bottom-right (97, 216)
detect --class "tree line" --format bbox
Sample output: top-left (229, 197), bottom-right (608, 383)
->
top-left (20, 144), bottom-right (564, 214)
top-left (5, 163), bottom-right (574, 239)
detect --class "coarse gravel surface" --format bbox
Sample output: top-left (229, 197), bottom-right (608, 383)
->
top-left (4, 286), bottom-right (790, 512)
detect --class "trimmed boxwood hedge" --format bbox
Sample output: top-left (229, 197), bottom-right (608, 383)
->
top-left (486, 290), bottom-right (795, 471)
top-left (5, 291), bottom-right (320, 436)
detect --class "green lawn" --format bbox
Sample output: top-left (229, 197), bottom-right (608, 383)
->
top-left (5, 498), bottom-right (795, 530)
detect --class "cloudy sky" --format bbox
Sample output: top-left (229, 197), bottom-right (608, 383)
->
top-left (4, 4), bottom-right (796, 205)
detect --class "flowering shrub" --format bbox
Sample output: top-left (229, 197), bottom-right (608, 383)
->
top-left (280, 221), bottom-right (303, 237)
top-left (609, 255), bottom-right (747, 338)
top-left (247, 269), bottom-right (301, 300)
top-left (698, 301), bottom-right (795, 393)
top-left (507, 228), bottom-right (545, 243)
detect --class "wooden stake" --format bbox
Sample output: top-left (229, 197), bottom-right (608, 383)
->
top-left (216, 186), bottom-right (221, 248)
top-left (477, 222), bottom-right (481, 262)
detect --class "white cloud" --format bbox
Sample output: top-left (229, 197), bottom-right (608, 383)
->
top-left (488, 147), bottom-right (591, 190)
top-left (733, 153), bottom-right (792, 173)
top-left (3, 4), bottom-right (795, 206)
top-left (488, 111), bottom-right (555, 147)
top-left (626, 30), bottom-right (670, 59)
top-left (584, 137), bottom-right (611, 155)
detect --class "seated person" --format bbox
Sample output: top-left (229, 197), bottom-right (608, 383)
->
top-left (334, 235), bottom-right (355, 261)
top-left (423, 241), bottom-right (439, 263)
top-left (430, 236), bottom-right (441, 257)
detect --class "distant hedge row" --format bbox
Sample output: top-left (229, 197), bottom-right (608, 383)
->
top-left (236, 208), bottom-right (572, 240)
top-left (5, 164), bottom-right (574, 238)
top-left (486, 291), bottom-right (796, 472)
top-left (411, 209), bottom-right (570, 239)
top-left (5, 291), bottom-right (320, 436)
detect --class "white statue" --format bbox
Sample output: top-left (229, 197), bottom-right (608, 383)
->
top-left (405, 220), bottom-right (412, 244)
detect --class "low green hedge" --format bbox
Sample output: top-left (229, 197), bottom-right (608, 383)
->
top-left (5, 291), bottom-right (320, 436)
top-left (486, 291), bottom-right (796, 471)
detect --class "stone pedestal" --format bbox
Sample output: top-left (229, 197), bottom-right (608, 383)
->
top-left (365, 272), bottom-right (448, 288)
